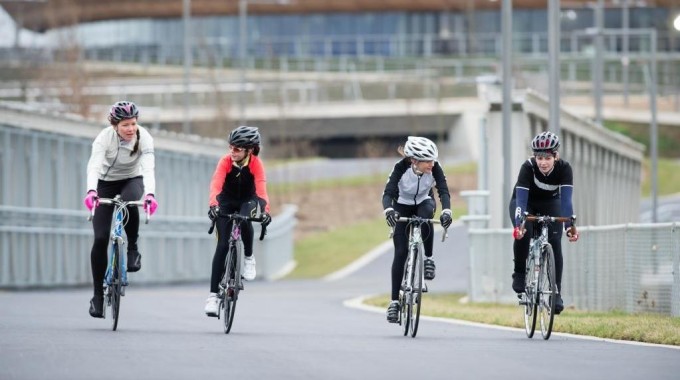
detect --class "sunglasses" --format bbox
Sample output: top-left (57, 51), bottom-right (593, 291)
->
top-left (229, 145), bottom-right (246, 153)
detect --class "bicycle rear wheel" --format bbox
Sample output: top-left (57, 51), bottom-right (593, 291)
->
top-left (111, 244), bottom-right (122, 331)
top-left (222, 245), bottom-right (239, 334)
top-left (523, 254), bottom-right (537, 338)
top-left (538, 244), bottom-right (557, 340)
top-left (409, 248), bottom-right (424, 338)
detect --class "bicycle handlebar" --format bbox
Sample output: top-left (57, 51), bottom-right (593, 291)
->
top-left (208, 213), bottom-right (268, 241)
top-left (389, 216), bottom-right (449, 242)
top-left (519, 213), bottom-right (577, 236)
top-left (87, 196), bottom-right (151, 224)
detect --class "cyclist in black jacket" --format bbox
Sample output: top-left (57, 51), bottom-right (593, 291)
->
top-left (382, 136), bottom-right (452, 323)
top-left (509, 131), bottom-right (579, 315)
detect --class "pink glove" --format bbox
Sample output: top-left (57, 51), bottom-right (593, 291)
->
top-left (144, 194), bottom-right (158, 216)
top-left (512, 226), bottom-right (524, 240)
top-left (83, 190), bottom-right (98, 211)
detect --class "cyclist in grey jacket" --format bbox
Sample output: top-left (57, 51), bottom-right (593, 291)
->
top-left (83, 101), bottom-right (158, 318)
top-left (381, 136), bottom-right (452, 323)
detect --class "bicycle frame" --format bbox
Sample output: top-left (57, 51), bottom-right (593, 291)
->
top-left (210, 211), bottom-right (266, 334)
top-left (88, 195), bottom-right (149, 330)
top-left (519, 213), bottom-right (575, 340)
top-left (390, 216), bottom-right (447, 338)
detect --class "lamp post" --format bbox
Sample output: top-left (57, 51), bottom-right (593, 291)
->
top-left (182, 0), bottom-right (192, 135)
top-left (238, 0), bottom-right (247, 126)
top-left (237, 0), bottom-right (292, 126)
top-left (501, 0), bottom-right (512, 227)
top-left (548, 0), bottom-right (560, 135)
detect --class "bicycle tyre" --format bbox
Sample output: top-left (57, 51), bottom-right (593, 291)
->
top-left (523, 254), bottom-right (537, 338)
top-left (111, 244), bottom-right (122, 331)
top-left (400, 251), bottom-right (414, 336)
top-left (223, 245), bottom-right (238, 334)
top-left (539, 244), bottom-right (557, 340)
top-left (409, 247), bottom-right (424, 338)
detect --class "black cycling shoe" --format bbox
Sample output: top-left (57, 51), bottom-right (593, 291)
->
top-left (386, 301), bottom-right (400, 323)
top-left (554, 294), bottom-right (564, 315)
top-left (127, 250), bottom-right (141, 272)
top-left (424, 258), bottom-right (436, 280)
top-left (512, 272), bottom-right (525, 293)
top-left (89, 295), bottom-right (104, 318)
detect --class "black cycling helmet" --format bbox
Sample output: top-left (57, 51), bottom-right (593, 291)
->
top-left (108, 101), bottom-right (139, 125)
top-left (229, 126), bottom-right (261, 148)
top-left (531, 131), bottom-right (560, 154)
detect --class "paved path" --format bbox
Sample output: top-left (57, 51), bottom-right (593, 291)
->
top-left (1, 224), bottom-right (678, 380)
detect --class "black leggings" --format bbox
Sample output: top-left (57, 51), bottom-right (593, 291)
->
top-left (209, 200), bottom-right (259, 294)
top-left (508, 197), bottom-right (564, 292)
top-left (90, 176), bottom-right (144, 296)
top-left (390, 199), bottom-right (436, 301)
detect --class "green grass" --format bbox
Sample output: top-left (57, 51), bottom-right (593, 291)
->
top-left (365, 293), bottom-right (680, 346)
top-left (641, 158), bottom-right (680, 197)
top-left (288, 217), bottom-right (388, 278)
top-left (603, 120), bottom-right (680, 158)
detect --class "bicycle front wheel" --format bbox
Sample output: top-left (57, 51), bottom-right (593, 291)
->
top-left (111, 244), bottom-right (122, 331)
top-left (399, 252), bottom-right (414, 336)
top-left (538, 244), bottom-right (557, 340)
top-left (222, 245), bottom-right (239, 334)
top-left (523, 254), bottom-right (537, 338)
top-left (409, 248), bottom-right (424, 338)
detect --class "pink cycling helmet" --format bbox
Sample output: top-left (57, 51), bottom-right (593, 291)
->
top-left (108, 101), bottom-right (139, 125)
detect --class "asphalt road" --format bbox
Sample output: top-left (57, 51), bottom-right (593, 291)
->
top-left (2, 225), bottom-right (678, 380)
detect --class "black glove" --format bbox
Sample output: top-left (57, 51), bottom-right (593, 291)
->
top-left (385, 208), bottom-right (399, 227)
top-left (440, 210), bottom-right (452, 229)
top-left (261, 212), bottom-right (272, 227)
top-left (208, 205), bottom-right (219, 221)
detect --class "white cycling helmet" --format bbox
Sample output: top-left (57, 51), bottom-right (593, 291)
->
top-left (403, 136), bottom-right (438, 161)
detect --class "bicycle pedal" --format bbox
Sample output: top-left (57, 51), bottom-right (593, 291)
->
top-left (120, 287), bottom-right (126, 296)
top-left (422, 284), bottom-right (428, 293)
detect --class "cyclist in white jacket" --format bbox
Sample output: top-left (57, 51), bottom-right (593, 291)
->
top-left (83, 101), bottom-right (158, 318)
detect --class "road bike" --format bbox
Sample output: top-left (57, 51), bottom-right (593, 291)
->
top-left (518, 213), bottom-right (576, 340)
top-left (390, 216), bottom-right (447, 338)
top-left (209, 212), bottom-right (267, 334)
top-left (89, 195), bottom-right (150, 331)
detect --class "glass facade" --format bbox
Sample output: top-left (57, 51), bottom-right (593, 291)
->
top-left (41, 8), bottom-right (677, 55)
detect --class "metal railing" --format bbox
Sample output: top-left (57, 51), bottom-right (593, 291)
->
top-left (467, 223), bottom-right (680, 316)
top-left (0, 204), bottom-right (297, 288)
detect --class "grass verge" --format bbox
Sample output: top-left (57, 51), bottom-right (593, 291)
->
top-left (288, 217), bottom-right (388, 278)
top-left (364, 293), bottom-right (680, 346)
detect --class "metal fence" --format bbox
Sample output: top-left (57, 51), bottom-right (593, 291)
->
top-left (467, 223), bottom-right (680, 316)
top-left (0, 204), bottom-right (297, 288)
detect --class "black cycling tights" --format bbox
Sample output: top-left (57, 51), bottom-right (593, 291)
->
top-left (508, 197), bottom-right (564, 292)
top-left (209, 200), bottom-right (258, 294)
top-left (90, 176), bottom-right (144, 296)
top-left (390, 199), bottom-right (435, 301)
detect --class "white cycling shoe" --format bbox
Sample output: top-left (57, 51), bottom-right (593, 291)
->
top-left (243, 256), bottom-right (256, 281)
top-left (204, 293), bottom-right (218, 317)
